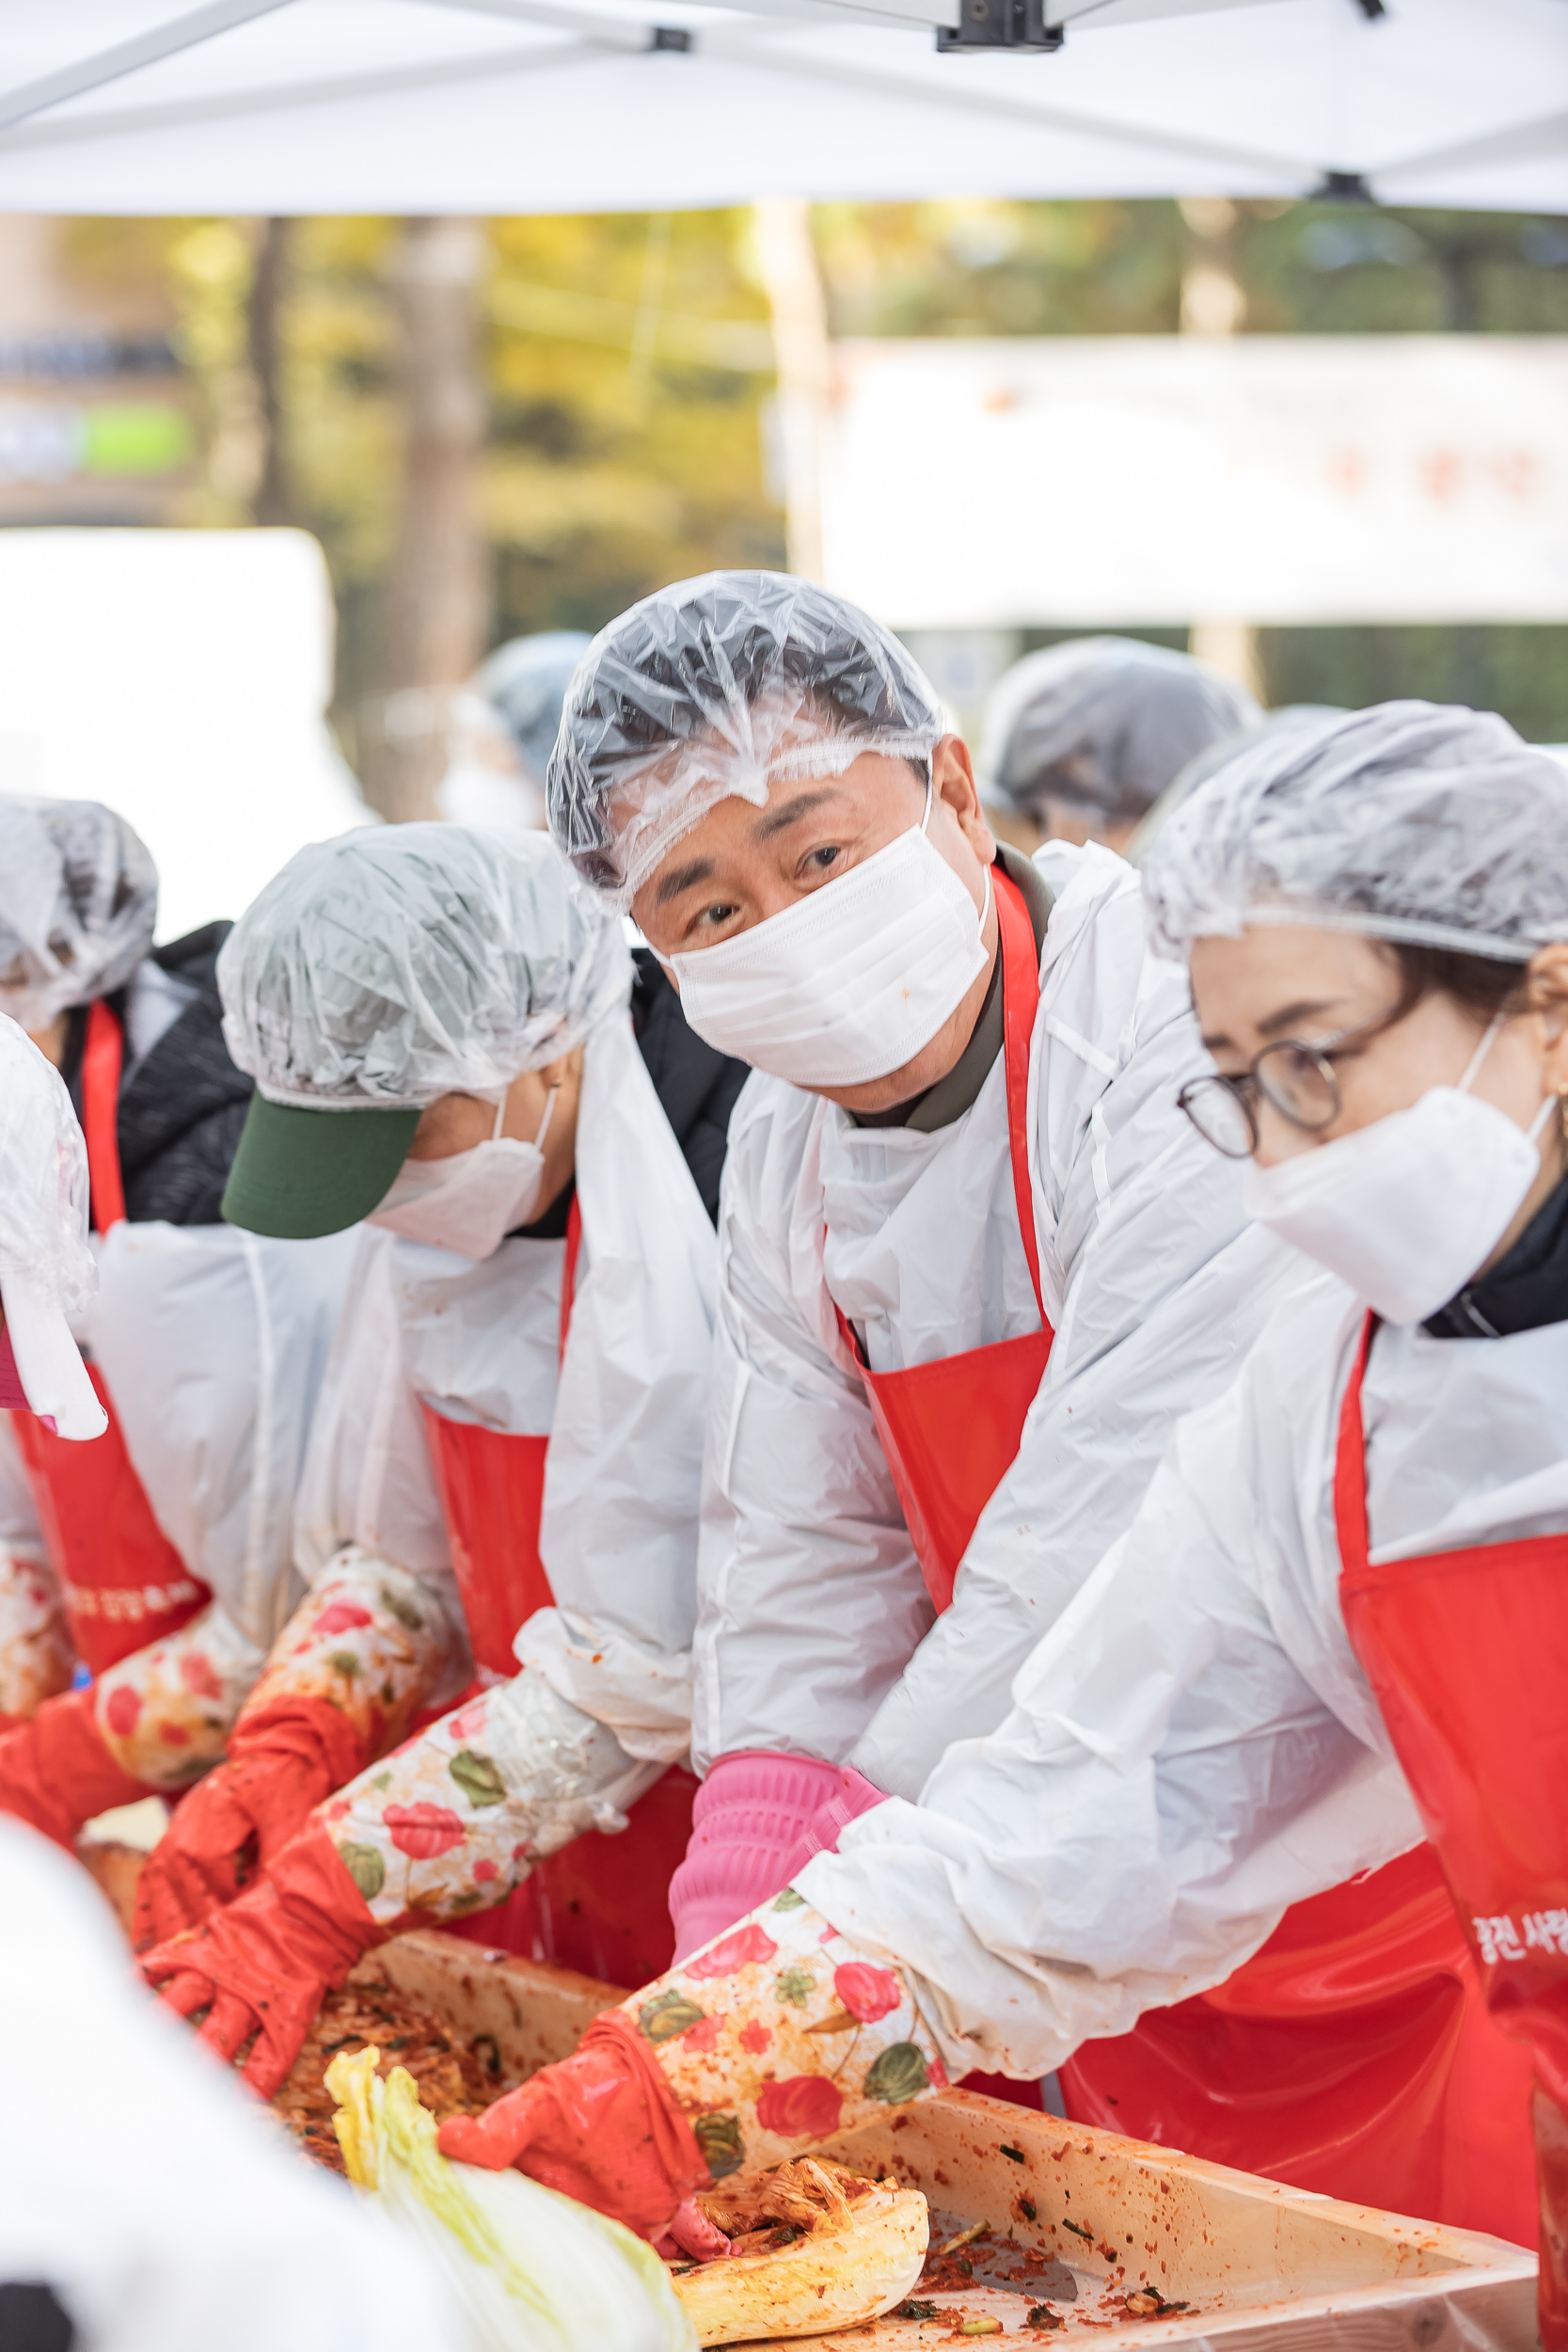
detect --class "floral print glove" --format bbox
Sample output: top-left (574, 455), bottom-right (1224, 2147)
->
top-left (93, 1602), bottom-right (263, 1790)
top-left (131, 1551), bottom-right (452, 1948)
top-left (325, 1668), bottom-right (660, 1927)
top-left (0, 1544), bottom-right (72, 1724)
top-left (439, 1890), bottom-right (945, 2236)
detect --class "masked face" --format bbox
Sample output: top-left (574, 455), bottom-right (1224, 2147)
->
top-left (1241, 1040), bottom-right (1554, 1325)
top-left (665, 774), bottom-right (991, 1090)
top-left (367, 1085), bottom-right (559, 1261)
top-left (634, 742), bottom-right (999, 1109)
top-left (1191, 926), bottom-right (1564, 1326)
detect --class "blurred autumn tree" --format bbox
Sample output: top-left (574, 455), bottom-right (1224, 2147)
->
top-left (54, 199), bottom-right (1568, 783)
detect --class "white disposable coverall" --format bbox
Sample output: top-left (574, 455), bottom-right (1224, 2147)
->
top-left (695, 840), bottom-right (1295, 1799)
top-left (296, 1008), bottom-right (718, 1757)
top-left (798, 1267), bottom-right (1568, 2080)
top-left (87, 1219), bottom-right (358, 1656)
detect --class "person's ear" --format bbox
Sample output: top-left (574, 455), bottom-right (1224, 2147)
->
top-left (1530, 945), bottom-right (1568, 1093)
top-left (934, 735), bottom-right (995, 865)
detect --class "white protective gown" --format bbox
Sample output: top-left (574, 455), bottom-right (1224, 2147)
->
top-left (695, 840), bottom-right (1295, 1800)
top-left (294, 1007), bottom-right (718, 1761)
top-left (87, 1220), bottom-right (358, 1657)
top-left (800, 1267), bottom-right (1568, 2080)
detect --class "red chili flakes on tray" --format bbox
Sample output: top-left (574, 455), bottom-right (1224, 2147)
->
top-left (273, 1980), bottom-right (493, 2172)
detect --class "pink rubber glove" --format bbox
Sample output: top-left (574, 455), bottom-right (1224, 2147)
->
top-left (668, 1752), bottom-right (885, 1963)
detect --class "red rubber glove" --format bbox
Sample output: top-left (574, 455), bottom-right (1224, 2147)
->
top-left (140, 1822), bottom-right (387, 2097)
top-left (132, 1696), bottom-right (367, 1950)
top-left (0, 1685), bottom-right (152, 1849)
top-left (437, 2010), bottom-right (709, 2244)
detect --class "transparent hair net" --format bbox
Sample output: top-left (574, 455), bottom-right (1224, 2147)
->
top-left (218, 824), bottom-right (632, 1109)
top-left (0, 1015), bottom-right (96, 1318)
top-left (979, 638), bottom-right (1260, 825)
top-left (474, 631), bottom-right (593, 784)
top-left (1142, 700), bottom-right (1568, 966)
top-left (546, 571), bottom-right (943, 907)
top-left (0, 796), bottom-right (158, 1032)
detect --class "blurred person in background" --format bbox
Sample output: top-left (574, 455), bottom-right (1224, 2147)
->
top-left (0, 798), bottom-right (353, 1854)
top-left (437, 632), bottom-right (592, 838)
top-left (981, 635), bottom-right (1259, 857)
top-left (137, 825), bottom-right (747, 2088)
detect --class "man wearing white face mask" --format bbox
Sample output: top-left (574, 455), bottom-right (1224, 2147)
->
top-left (135, 826), bottom-right (748, 2080)
top-left (447, 701), bottom-right (1560, 2275)
top-left (546, 574), bottom-right (1295, 2090)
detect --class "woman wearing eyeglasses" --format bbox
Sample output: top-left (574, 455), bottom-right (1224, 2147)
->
top-left (747, 702), bottom-right (1552, 2238)
top-left (432, 707), bottom-right (1561, 2312)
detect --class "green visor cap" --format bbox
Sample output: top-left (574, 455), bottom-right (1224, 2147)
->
top-left (222, 1092), bottom-right (422, 1239)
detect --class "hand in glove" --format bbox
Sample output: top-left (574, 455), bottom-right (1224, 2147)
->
top-left (133, 1553), bottom-right (448, 1948)
top-left (668, 1751), bottom-right (886, 1963)
top-left (0, 1602), bottom-right (271, 1857)
top-left (142, 1667), bottom-right (657, 2092)
top-left (439, 1892), bottom-right (947, 2241)
top-left (141, 1823), bottom-right (387, 2098)
top-left (0, 1683), bottom-right (151, 1849)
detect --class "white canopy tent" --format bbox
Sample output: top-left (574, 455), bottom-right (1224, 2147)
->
top-left (0, 0), bottom-right (1560, 215)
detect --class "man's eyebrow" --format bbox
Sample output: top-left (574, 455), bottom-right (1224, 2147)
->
top-left (753, 787), bottom-right (842, 843)
top-left (655, 856), bottom-right (716, 906)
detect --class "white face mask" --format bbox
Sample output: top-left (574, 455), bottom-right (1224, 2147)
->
top-left (368, 1086), bottom-right (557, 1261)
top-left (665, 775), bottom-right (991, 1090)
top-left (1241, 1020), bottom-right (1555, 1325)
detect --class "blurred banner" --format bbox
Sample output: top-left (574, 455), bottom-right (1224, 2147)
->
top-left (0, 529), bottom-right (373, 939)
top-left (821, 336), bottom-right (1568, 628)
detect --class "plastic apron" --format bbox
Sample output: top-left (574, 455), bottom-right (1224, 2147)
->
top-left (10, 1002), bottom-right (210, 1676)
top-left (1060, 1323), bottom-right (1537, 2248)
top-left (1336, 1313), bottom-right (1554, 2299)
top-left (421, 1197), bottom-right (697, 1988)
top-left (835, 866), bottom-right (1053, 2099)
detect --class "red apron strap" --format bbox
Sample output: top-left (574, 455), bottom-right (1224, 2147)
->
top-left (1331, 1311), bottom-right (1379, 1575)
top-left (993, 866), bottom-right (1048, 1330)
top-left (559, 1192), bottom-right (582, 1368)
top-left (82, 999), bottom-right (126, 1234)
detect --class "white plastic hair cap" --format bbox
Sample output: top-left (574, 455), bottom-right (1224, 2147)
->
top-left (0, 797), bottom-right (157, 1032)
top-left (218, 824), bottom-right (632, 1108)
top-left (1141, 700), bottom-right (1568, 967)
top-left (546, 570), bottom-right (943, 908)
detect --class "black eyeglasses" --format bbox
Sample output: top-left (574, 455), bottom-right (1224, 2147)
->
top-left (1178, 1005), bottom-right (1407, 1160)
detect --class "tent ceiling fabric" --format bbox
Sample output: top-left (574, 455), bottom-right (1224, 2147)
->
top-left (0, 0), bottom-right (1560, 213)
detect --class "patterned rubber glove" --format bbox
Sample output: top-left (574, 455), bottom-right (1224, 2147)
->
top-left (132, 1551), bottom-right (450, 1949)
top-left (321, 1667), bottom-right (659, 1927)
top-left (142, 1824), bottom-right (386, 2099)
top-left (669, 1752), bottom-right (885, 1963)
top-left (439, 1891), bottom-right (946, 2238)
top-left (0, 1544), bottom-right (72, 1727)
top-left (0, 1684), bottom-right (152, 1849)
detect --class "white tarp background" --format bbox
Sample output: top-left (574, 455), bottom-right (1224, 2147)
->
top-left (0, 0), bottom-right (1560, 215)
top-left (821, 336), bottom-right (1568, 628)
top-left (0, 530), bottom-right (373, 941)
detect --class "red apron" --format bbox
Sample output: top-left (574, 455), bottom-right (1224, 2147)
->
top-left (10, 1000), bottom-right (210, 1676)
top-left (1060, 1319), bottom-right (1537, 2247)
top-left (1336, 1312), bottom-right (1559, 2307)
top-left (835, 866), bottom-right (1053, 2101)
top-left (421, 1196), bottom-right (696, 1986)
